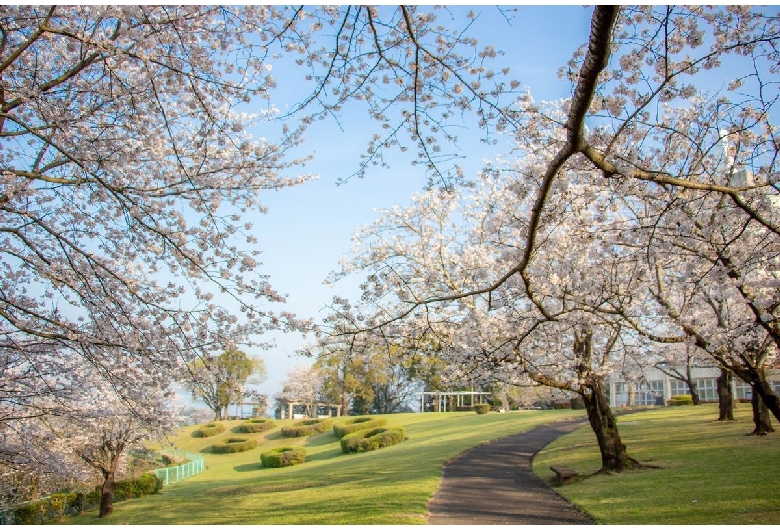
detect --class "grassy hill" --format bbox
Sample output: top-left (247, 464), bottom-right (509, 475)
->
top-left (65, 409), bottom-right (584, 525)
top-left (62, 404), bottom-right (780, 525)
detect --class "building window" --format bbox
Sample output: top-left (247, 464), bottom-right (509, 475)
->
top-left (670, 380), bottom-right (690, 396)
top-left (735, 379), bottom-right (752, 400)
top-left (695, 378), bottom-right (718, 402)
top-left (635, 380), bottom-right (663, 406)
top-left (613, 382), bottom-right (628, 406)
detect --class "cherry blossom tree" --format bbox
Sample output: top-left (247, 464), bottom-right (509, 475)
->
top-left (275, 364), bottom-right (323, 418)
top-left (0, 5), bottom-right (518, 492)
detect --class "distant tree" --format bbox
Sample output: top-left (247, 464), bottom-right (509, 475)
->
top-left (653, 344), bottom-right (713, 406)
top-left (185, 350), bottom-right (267, 420)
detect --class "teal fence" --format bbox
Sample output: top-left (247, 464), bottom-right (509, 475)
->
top-left (153, 449), bottom-right (205, 486)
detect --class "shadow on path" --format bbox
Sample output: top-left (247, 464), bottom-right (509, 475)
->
top-left (426, 417), bottom-right (594, 525)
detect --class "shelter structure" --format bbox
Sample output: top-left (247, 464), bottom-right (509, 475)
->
top-left (275, 398), bottom-right (342, 419)
top-left (419, 391), bottom-right (492, 412)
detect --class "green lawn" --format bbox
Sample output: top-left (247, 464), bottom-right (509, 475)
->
top-left (62, 405), bottom-right (780, 525)
top-left (64, 410), bottom-right (583, 525)
top-left (533, 403), bottom-right (780, 524)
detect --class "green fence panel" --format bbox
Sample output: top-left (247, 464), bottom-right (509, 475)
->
top-left (153, 449), bottom-right (205, 486)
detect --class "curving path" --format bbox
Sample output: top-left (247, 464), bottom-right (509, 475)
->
top-left (426, 417), bottom-right (594, 525)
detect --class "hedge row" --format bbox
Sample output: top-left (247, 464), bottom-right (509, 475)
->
top-left (333, 417), bottom-right (387, 438)
top-left (668, 394), bottom-right (694, 406)
top-left (192, 422), bottom-right (225, 438)
top-left (340, 426), bottom-right (406, 454)
top-left (11, 474), bottom-right (162, 524)
top-left (281, 418), bottom-right (333, 438)
top-left (212, 437), bottom-right (258, 454)
top-left (260, 446), bottom-right (307, 468)
top-left (236, 418), bottom-right (276, 433)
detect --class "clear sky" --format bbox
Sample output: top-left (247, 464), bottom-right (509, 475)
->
top-left (189, 5), bottom-right (597, 409)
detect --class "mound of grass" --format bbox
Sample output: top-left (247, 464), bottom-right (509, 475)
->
top-left (260, 446), bottom-right (307, 468)
top-left (333, 417), bottom-right (388, 438)
top-left (281, 418), bottom-right (333, 438)
top-left (212, 437), bottom-right (257, 454)
top-left (340, 426), bottom-right (406, 453)
top-left (236, 419), bottom-right (275, 433)
top-left (192, 422), bottom-right (225, 438)
top-left (533, 404), bottom-right (780, 524)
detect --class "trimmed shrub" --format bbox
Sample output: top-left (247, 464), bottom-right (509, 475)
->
top-left (553, 401), bottom-right (573, 410)
top-left (281, 418), bottom-right (333, 438)
top-left (13, 500), bottom-right (47, 525)
top-left (193, 422), bottom-right (225, 438)
top-left (237, 418), bottom-right (276, 433)
top-left (212, 437), bottom-right (258, 454)
top-left (333, 417), bottom-right (388, 438)
top-left (340, 426), bottom-right (406, 453)
top-left (49, 493), bottom-right (67, 521)
top-left (67, 492), bottom-right (85, 515)
top-left (473, 403), bottom-right (491, 414)
top-left (570, 396), bottom-right (586, 410)
top-left (260, 446), bottom-right (307, 468)
top-left (668, 394), bottom-right (694, 406)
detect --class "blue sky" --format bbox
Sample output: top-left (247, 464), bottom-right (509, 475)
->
top-left (193, 6), bottom-right (597, 407)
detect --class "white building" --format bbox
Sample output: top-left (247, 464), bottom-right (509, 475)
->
top-left (608, 365), bottom-right (780, 407)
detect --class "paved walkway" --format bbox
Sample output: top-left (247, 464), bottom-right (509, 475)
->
top-left (426, 417), bottom-right (594, 525)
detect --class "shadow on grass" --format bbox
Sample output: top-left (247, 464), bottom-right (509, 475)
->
top-left (234, 462), bottom-right (263, 473)
top-left (305, 432), bottom-right (341, 448)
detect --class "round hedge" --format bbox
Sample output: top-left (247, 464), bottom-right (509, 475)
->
top-left (193, 422), bottom-right (225, 438)
top-left (340, 426), bottom-right (406, 454)
top-left (333, 417), bottom-right (388, 439)
top-left (237, 418), bottom-right (276, 433)
top-left (281, 418), bottom-right (333, 438)
top-left (260, 446), bottom-right (307, 468)
top-left (473, 403), bottom-right (491, 415)
top-left (212, 437), bottom-right (258, 454)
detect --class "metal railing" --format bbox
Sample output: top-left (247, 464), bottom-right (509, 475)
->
top-left (153, 449), bottom-right (205, 486)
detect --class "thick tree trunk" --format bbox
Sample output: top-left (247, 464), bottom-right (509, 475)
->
top-left (686, 365), bottom-right (701, 405)
top-left (750, 389), bottom-right (775, 435)
top-left (751, 376), bottom-right (780, 424)
top-left (580, 380), bottom-right (637, 472)
top-left (717, 368), bottom-right (735, 421)
top-left (98, 470), bottom-right (115, 518)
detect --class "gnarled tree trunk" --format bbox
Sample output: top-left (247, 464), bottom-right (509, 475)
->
top-left (717, 368), bottom-right (735, 421)
top-left (750, 389), bottom-right (775, 435)
top-left (99, 469), bottom-right (116, 518)
top-left (580, 379), bottom-right (638, 472)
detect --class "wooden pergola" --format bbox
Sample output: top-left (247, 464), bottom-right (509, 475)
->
top-left (419, 391), bottom-right (492, 412)
top-left (276, 398), bottom-right (342, 419)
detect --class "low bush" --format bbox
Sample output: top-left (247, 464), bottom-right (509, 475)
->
top-left (13, 500), bottom-right (47, 525)
top-left (113, 473), bottom-right (163, 501)
top-left (668, 395), bottom-right (694, 406)
top-left (237, 418), bottom-right (275, 433)
top-left (260, 446), bottom-right (307, 468)
top-left (340, 426), bottom-right (406, 453)
top-left (49, 493), bottom-right (67, 521)
top-left (570, 396), bottom-right (586, 410)
top-left (282, 418), bottom-right (333, 438)
top-left (473, 403), bottom-right (491, 414)
top-left (212, 437), bottom-right (258, 454)
top-left (553, 401), bottom-right (573, 410)
top-left (333, 417), bottom-right (388, 438)
top-left (193, 422), bottom-right (225, 438)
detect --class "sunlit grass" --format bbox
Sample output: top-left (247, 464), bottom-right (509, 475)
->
top-left (63, 410), bottom-right (583, 525)
top-left (533, 404), bottom-right (780, 524)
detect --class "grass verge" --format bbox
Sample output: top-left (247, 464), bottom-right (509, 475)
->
top-left (533, 403), bottom-right (780, 524)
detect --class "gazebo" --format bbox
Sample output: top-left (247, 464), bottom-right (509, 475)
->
top-left (419, 391), bottom-right (492, 412)
top-left (275, 398), bottom-right (342, 419)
